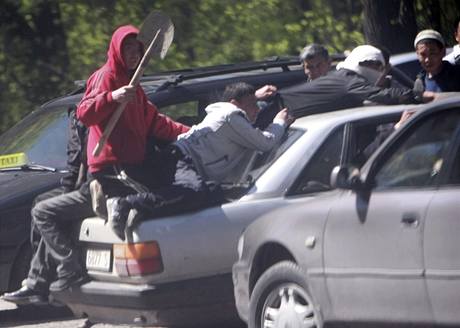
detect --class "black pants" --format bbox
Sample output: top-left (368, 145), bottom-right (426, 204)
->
top-left (123, 146), bottom-right (223, 222)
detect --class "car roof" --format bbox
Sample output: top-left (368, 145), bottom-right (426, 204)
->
top-left (40, 53), bottom-right (419, 124)
top-left (45, 52), bottom-right (417, 109)
top-left (290, 103), bottom-right (421, 131)
top-left (43, 57), bottom-right (307, 111)
top-left (292, 92), bottom-right (460, 133)
top-left (69, 57), bottom-right (304, 95)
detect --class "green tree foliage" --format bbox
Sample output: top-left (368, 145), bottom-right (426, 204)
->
top-left (0, 0), bottom-right (459, 134)
top-left (363, 0), bottom-right (460, 54)
top-left (0, 0), bottom-right (70, 133)
top-left (414, 0), bottom-right (460, 46)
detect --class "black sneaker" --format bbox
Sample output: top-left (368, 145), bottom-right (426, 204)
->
top-left (107, 197), bottom-right (130, 241)
top-left (49, 274), bottom-right (90, 292)
top-left (1, 285), bottom-right (48, 305)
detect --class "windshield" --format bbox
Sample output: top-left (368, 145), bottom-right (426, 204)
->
top-left (222, 128), bottom-right (304, 185)
top-left (246, 128), bottom-right (304, 181)
top-left (0, 105), bottom-right (69, 170)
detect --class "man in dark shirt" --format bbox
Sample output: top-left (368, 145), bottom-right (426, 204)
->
top-left (413, 29), bottom-right (460, 93)
top-left (254, 43), bottom-right (331, 128)
top-left (280, 45), bottom-right (435, 118)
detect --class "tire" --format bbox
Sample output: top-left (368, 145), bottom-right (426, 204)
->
top-left (248, 261), bottom-right (322, 328)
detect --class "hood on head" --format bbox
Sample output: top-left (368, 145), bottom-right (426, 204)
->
top-left (205, 102), bottom-right (241, 114)
top-left (204, 102), bottom-right (248, 119)
top-left (106, 25), bottom-right (141, 76)
top-left (336, 45), bottom-right (385, 84)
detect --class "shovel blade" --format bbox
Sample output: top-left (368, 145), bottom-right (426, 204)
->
top-left (137, 11), bottom-right (174, 59)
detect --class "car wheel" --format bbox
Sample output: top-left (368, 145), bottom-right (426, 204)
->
top-left (249, 261), bottom-right (322, 328)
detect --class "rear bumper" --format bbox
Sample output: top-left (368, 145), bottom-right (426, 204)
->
top-left (52, 273), bottom-right (241, 326)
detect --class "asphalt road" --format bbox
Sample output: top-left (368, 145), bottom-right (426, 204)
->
top-left (0, 299), bottom-right (118, 328)
top-left (0, 299), bottom-right (246, 328)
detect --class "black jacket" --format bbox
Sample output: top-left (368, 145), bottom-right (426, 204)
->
top-left (414, 61), bottom-right (460, 93)
top-left (279, 69), bottom-right (420, 118)
top-left (60, 105), bottom-right (88, 192)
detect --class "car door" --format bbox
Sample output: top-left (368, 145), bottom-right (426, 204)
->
top-left (324, 108), bottom-right (460, 324)
top-left (423, 118), bottom-right (460, 325)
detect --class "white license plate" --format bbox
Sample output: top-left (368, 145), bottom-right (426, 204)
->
top-left (86, 248), bottom-right (111, 271)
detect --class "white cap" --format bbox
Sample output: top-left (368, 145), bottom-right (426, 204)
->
top-left (414, 29), bottom-right (445, 48)
top-left (336, 45), bottom-right (385, 84)
top-left (336, 45), bottom-right (384, 70)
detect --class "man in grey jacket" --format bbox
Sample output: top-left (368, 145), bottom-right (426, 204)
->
top-left (108, 82), bottom-right (294, 239)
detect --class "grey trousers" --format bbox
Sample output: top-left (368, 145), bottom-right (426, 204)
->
top-left (26, 189), bottom-right (94, 292)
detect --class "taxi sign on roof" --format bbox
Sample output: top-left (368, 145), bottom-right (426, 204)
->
top-left (0, 153), bottom-right (28, 168)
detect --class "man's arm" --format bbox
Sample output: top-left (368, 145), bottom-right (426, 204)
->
top-left (77, 70), bottom-right (121, 126)
top-left (226, 108), bottom-right (293, 152)
top-left (147, 101), bottom-right (190, 141)
top-left (348, 73), bottom-right (436, 105)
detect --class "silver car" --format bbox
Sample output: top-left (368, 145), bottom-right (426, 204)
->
top-left (232, 95), bottom-right (460, 328)
top-left (55, 103), bottom-right (416, 326)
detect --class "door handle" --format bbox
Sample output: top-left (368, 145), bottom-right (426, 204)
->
top-left (401, 213), bottom-right (419, 227)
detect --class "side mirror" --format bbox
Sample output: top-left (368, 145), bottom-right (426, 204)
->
top-left (330, 165), bottom-right (363, 190)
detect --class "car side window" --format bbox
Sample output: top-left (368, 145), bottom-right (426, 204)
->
top-left (448, 150), bottom-right (460, 185)
top-left (349, 119), bottom-right (399, 168)
top-left (374, 110), bottom-right (460, 189)
top-left (290, 126), bottom-right (344, 195)
top-left (159, 101), bottom-right (200, 126)
top-left (244, 129), bottom-right (304, 183)
top-left (289, 116), bottom-right (399, 196)
top-left (444, 133), bottom-right (460, 185)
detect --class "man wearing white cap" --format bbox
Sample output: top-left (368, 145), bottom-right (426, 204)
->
top-left (414, 29), bottom-right (460, 93)
top-left (280, 45), bottom-right (433, 118)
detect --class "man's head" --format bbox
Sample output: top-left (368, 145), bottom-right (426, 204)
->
top-left (222, 82), bottom-right (259, 122)
top-left (299, 44), bottom-right (330, 80)
top-left (108, 25), bottom-right (143, 74)
top-left (414, 29), bottom-right (446, 76)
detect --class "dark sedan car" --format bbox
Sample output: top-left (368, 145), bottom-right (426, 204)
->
top-left (233, 94), bottom-right (460, 328)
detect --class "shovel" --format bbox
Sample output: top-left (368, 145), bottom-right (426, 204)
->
top-left (92, 11), bottom-right (174, 157)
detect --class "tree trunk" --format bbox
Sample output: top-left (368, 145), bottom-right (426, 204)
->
top-left (362, 0), bottom-right (418, 54)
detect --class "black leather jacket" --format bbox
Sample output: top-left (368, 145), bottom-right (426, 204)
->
top-left (279, 69), bottom-right (420, 118)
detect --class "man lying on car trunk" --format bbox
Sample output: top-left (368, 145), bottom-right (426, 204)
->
top-left (107, 82), bottom-right (295, 240)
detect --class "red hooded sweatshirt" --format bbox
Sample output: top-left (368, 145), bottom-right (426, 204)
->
top-left (77, 25), bottom-right (189, 173)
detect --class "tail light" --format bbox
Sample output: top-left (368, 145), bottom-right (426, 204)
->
top-left (113, 242), bottom-right (163, 276)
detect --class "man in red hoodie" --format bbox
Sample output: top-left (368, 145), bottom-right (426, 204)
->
top-left (78, 25), bottom-right (188, 176)
top-left (2, 25), bottom-right (188, 305)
